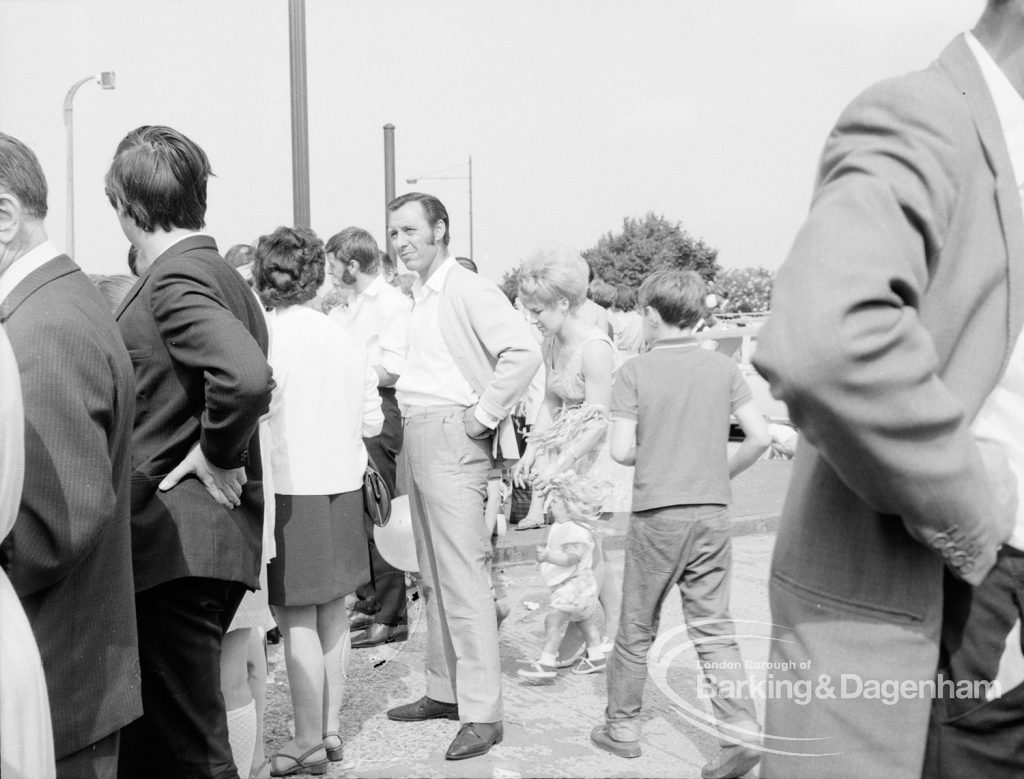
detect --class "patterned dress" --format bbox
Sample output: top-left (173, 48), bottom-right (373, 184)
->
top-left (538, 332), bottom-right (633, 513)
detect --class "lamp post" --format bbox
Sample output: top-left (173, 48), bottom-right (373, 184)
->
top-left (64, 71), bottom-right (116, 259)
top-left (406, 154), bottom-right (473, 259)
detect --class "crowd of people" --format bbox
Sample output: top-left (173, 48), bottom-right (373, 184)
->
top-left (5, 3), bottom-right (1024, 777)
top-left (0, 123), bottom-right (769, 779)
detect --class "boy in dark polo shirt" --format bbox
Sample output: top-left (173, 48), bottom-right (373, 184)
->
top-left (589, 270), bottom-right (771, 779)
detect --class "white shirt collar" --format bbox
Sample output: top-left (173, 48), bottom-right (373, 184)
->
top-left (965, 31), bottom-right (1024, 189)
top-left (0, 239), bottom-right (60, 306)
top-left (359, 273), bottom-right (386, 300)
top-left (163, 231), bottom-right (213, 253)
top-left (413, 255), bottom-right (456, 299)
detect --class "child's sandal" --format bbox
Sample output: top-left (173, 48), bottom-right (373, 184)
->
top-left (517, 661), bottom-right (557, 683)
top-left (572, 655), bottom-right (607, 675)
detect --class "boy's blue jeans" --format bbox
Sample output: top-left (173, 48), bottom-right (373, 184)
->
top-left (605, 505), bottom-right (759, 745)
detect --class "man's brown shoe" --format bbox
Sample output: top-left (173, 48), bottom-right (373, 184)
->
top-left (445, 722), bottom-right (503, 760)
top-left (348, 612), bottom-right (374, 632)
top-left (386, 696), bottom-right (459, 722)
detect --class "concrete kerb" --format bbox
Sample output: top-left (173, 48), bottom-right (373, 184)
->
top-left (493, 510), bottom-right (781, 566)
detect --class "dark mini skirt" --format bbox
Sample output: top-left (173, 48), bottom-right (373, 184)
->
top-left (267, 490), bottom-right (369, 607)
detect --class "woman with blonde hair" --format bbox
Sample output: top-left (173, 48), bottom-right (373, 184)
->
top-left (513, 247), bottom-right (630, 667)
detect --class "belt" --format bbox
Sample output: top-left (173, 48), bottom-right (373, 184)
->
top-left (402, 403), bottom-right (469, 419)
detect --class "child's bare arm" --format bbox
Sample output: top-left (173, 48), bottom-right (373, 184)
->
top-left (537, 543), bottom-right (583, 567)
top-left (729, 402), bottom-right (772, 478)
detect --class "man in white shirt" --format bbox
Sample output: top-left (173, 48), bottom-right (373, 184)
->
top-left (752, 2), bottom-right (1023, 776)
top-left (924, 13), bottom-right (1024, 778)
top-left (326, 227), bottom-right (412, 648)
top-left (384, 193), bottom-right (540, 762)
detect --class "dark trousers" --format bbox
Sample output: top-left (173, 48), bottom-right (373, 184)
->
top-left (606, 505), bottom-right (758, 745)
top-left (57, 729), bottom-right (120, 779)
top-left (925, 548), bottom-right (1024, 778)
top-left (118, 577), bottom-right (247, 779)
top-left (357, 388), bottom-right (407, 626)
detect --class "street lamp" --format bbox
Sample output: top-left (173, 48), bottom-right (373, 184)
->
top-left (64, 71), bottom-right (116, 258)
top-left (406, 154), bottom-right (473, 259)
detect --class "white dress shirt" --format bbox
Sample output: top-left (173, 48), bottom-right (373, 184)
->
top-left (329, 273), bottom-right (411, 378)
top-left (967, 32), bottom-right (1024, 550)
top-left (0, 239), bottom-right (59, 305)
top-left (396, 256), bottom-right (479, 410)
top-left (266, 305), bottom-right (383, 494)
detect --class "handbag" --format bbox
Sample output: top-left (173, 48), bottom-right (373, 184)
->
top-left (363, 455), bottom-right (392, 528)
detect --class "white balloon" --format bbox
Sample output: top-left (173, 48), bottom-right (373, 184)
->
top-left (374, 494), bottom-right (419, 572)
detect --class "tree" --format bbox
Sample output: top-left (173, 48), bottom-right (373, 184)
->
top-left (582, 212), bottom-right (720, 289)
top-left (716, 266), bottom-right (774, 313)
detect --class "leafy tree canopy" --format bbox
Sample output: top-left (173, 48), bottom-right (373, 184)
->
top-left (716, 266), bottom-right (774, 314)
top-left (582, 212), bottom-right (720, 289)
top-left (498, 213), bottom-right (776, 309)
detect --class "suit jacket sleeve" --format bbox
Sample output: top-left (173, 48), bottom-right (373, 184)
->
top-left (752, 76), bottom-right (1005, 584)
top-left (150, 261), bottom-right (273, 469)
top-left (3, 314), bottom-right (127, 596)
top-left (463, 278), bottom-right (542, 428)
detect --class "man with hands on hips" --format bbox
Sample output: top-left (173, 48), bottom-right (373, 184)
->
top-left (384, 192), bottom-right (540, 762)
top-left (108, 125), bottom-right (274, 779)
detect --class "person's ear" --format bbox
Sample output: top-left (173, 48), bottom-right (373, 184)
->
top-left (431, 219), bottom-right (446, 245)
top-left (643, 305), bottom-right (661, 329)
top-left (0, 193), bottom-right (22, 246)
top-left (559, 297), bottom-right (570, 314)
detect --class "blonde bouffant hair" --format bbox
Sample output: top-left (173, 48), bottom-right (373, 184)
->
top-left (517, 247), bottom-right (590, 311)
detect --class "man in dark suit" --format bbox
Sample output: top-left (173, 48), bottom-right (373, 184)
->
top-left (752, 2), bottom-right (1023, 776)
top-left (106, 126), bottom-right (274, 779)
top-left (0, 132), bottom-right (141, 778)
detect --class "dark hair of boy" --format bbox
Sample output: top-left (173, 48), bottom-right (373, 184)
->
top-left (104, 125), bottom-right (211, 232)
top-left (637, 269), bottom-right (706, 329)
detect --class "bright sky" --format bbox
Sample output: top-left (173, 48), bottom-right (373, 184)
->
top-left (0, 0), bottom-right (980, 282)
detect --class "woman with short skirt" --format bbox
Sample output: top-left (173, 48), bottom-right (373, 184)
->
top-left (254, 226), bottom-right (383, 776)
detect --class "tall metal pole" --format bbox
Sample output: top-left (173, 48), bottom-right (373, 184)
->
top-left (467, 154), bottom-right (473, 260)
top-left (288, 0), bottom-right (311, 228)
top-left (383, 124), bottom-right (396, 260)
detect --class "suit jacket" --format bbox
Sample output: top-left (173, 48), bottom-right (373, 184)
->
top-left (438, 263), bottom-right (542, 459)
top-left (0, 256), bottom-right (142, 758)
top-left (752, 36), bottom-right (1024, 777)
top-left (115, 236), bottom-right (273, 592)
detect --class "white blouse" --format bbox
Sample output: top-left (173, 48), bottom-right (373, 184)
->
top-left (266, 305), bottom-right (383, 494)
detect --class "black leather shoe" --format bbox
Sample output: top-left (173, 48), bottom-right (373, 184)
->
top-left (387, 696), bottom-right (459, 722)
top-left (350, 597), bottom-right (379, 616)
top-left (350, 623), bottom-right (408, 649)
top-left (348, 612), bottom-right (374, 633)
top-left (445, 722), bottom-right (503, 760)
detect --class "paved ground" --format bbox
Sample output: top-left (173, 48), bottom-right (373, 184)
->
top-left (263, 459), bottom-right (790, 778)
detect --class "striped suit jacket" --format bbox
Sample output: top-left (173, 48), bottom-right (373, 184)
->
top-left (0, 255), bottom-right (141, 758)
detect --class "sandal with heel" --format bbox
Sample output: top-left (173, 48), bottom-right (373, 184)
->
top-left (322, 732), bottom-right (344, 762)
top-left (269, 745), bottom-right (328, 776)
